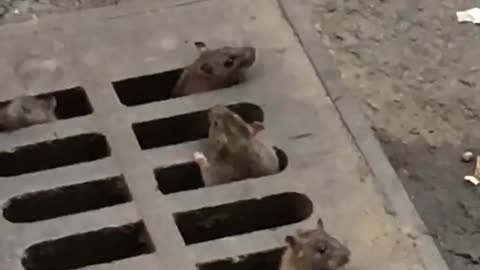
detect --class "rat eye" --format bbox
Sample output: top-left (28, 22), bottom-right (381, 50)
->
top-left (224, 57), bottom-right (235, 68)
top-left (316, 243), bottom-right (328, 254)
top-left (21, 105), bottom-right (32, 114)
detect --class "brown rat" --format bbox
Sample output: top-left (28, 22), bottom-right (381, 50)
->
top-left (171, 42), bottom-right (256, 97)
top-left (194, 105), bottom-right (279, 186)
top-left (279, 218), bottom-right (350, 270)
top-left (0, 95), bottom-right (57, 131)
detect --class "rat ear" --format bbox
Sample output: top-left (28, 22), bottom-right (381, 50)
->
top-left (285, 236), bottom-right (297, 247)
top-left (200, 63), bottom-right (213, 75)
top-left (285, 235), bottom-right (302, 253)
top-left (248, 121), bottom-right (264, 138)
top-left (194, 41), bottom-right (208, 52)
top-left (317, 218), bottom-right (324, 230)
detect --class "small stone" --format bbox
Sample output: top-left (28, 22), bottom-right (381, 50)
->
top-left (313, 23), bottom-right (322, 33)
top-left (409, 128), bottom-right (420, 135)
top-left (462, 151), bottom-right (474, 162)
top-left (458, 79), bottom-right (475, 88)
top-left (325, 0), bottom-right (338, 12)
top-left (365, 99), bottom-right (380, 111)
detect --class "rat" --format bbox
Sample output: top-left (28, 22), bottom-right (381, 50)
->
top-left (279, 218), bottom-right (351, 270)
top-left (193, 105), bottom-right (279, 186)
top-left (171, 41), bottom-right (256, 97)
top-left (0, 95), bottom-right (57, 131)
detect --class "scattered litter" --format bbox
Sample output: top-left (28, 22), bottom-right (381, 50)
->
top-left (464, 176), bottom-right (479, 186)
top-left (464, 155), bottom-right (480, 186)
top-left (462, 151), bottom-right (474, 162)
top-left (456, 8), bottom-right (480, 24)
top-left (474, 155), bottom-right (480, 177)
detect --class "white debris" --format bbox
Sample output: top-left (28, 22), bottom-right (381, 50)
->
top-left (464, 156), bottom-right (480, 186)
top-left (464, 176), bottom-right (480, 186)
top-left (462, 151), bottom-right (474, 162)
top-left (474, 155), bottom-right (480, 177)
top-left (456, 8), bottom-right (480, 24)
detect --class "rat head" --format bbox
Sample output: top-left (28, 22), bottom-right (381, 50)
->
top-left (7, 95), bottom-right (57, 125)
top-left (208, 105), bottom-right (264, 146)
top-left (193, 42), bottom-right (256, 86)
top-left (285, 218), bottom-right (350, 270)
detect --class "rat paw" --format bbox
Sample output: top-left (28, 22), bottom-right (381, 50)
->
top-left (194, 152), bottom-right (208, 166)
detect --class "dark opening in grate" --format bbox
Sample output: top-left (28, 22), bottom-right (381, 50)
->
top-left (3, 176), bottom-right (131, 223)
top-left (0, 87), bottom-right (92, 131)
top-left (44, 86), bottom-right (93, 119)
top-left (132, 103), bottom-right (263, 150)
top-left (155, 147), bottom-right (288, 194)
top-left (197, 248), bottom-right (284, 270)
top-left (22, 221), bottom-right (154, 270)
top-left (155, 162), bottom-right (204, 194)
top-left (0, 133), bottom-right (111, 177)
top-left (174, 192), bottom-right (313, 245)
top-left (112, 68), bottom-right (183, 106)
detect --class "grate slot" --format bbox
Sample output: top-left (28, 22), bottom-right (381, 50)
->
top-left (197, 248), bottom-right (284, 270)
top-left (3, 176), bottom-right (131, 223)
top-left (132, 103), bottom-right (263, 150)
top-left (0, 87), bottom-right (93, 123)
top-left (155, 147), bottom-right (288, 194)
top-left (0, 133), bottom-right (111, 177)
top-left (46, 87), bottom-right (93, 119)
top-left (22, 221), bottom-right (154, 270)
top-left (112, 69), bottom-right (183, 106)
top-left (174, 192), bottom-right (313, 245)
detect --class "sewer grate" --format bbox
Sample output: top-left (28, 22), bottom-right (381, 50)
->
top-left (0, 0), bottom-right (445, 270)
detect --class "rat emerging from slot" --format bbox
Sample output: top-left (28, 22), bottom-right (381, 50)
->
top-left (0, 95), bottom-right (57, 132)
top-left (194, 105), bottom-right (279, 186)
top-left (171, 42), bottom-right (256, 97)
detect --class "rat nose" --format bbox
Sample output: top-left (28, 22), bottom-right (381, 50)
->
top-left (339, 251), bottom-right (350, 266)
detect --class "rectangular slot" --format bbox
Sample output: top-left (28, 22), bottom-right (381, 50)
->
top-left (154, 148), bottom-right (287, 194)
top-left (132, 103), bottom-right (263, 150)
top-left (47, 86), bottom-right (93, 119)
top-left (3, 176), bottom-right (131, 223)
top-left (155, 162), bottom-right (204, 194)
top-left (112, 69), bottom-right (183, 106)
top-left (197, 248), bottom-right (284, 270)
top-left (22, 221), bottom-right (154, 270)
top-left (174, 192), bottom-right (313, 245)
top-left (0, 87), bottom-right (93, 120)
top-left (0, 133), bottom-right (111, 177)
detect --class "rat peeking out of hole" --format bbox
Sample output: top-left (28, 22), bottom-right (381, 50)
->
top-left (279, 217), bottom-right (351, 270)
top-left (0, 95), bottom-right (57, 132)
top-left (193, 105), bottom-right (279, 186)
top-left (171, 41), bottom-right (256, 97)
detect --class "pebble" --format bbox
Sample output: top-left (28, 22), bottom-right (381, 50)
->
top-left (462, 151), bottom-right (474, 162)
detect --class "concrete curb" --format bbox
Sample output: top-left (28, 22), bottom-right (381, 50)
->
top-left (277, 1), bottom-right (450, 270)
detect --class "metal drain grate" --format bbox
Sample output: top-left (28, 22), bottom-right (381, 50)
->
top-left (0, 0), bottom-right (448, 270)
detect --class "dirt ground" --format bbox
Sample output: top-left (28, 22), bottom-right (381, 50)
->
top-left (310, 0), bottom-right (480, 269)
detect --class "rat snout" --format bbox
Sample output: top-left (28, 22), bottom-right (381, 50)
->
top-left (241, 47), bottom-right (256, 67)
top-left (337, 248), bottom-right (350, 267)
